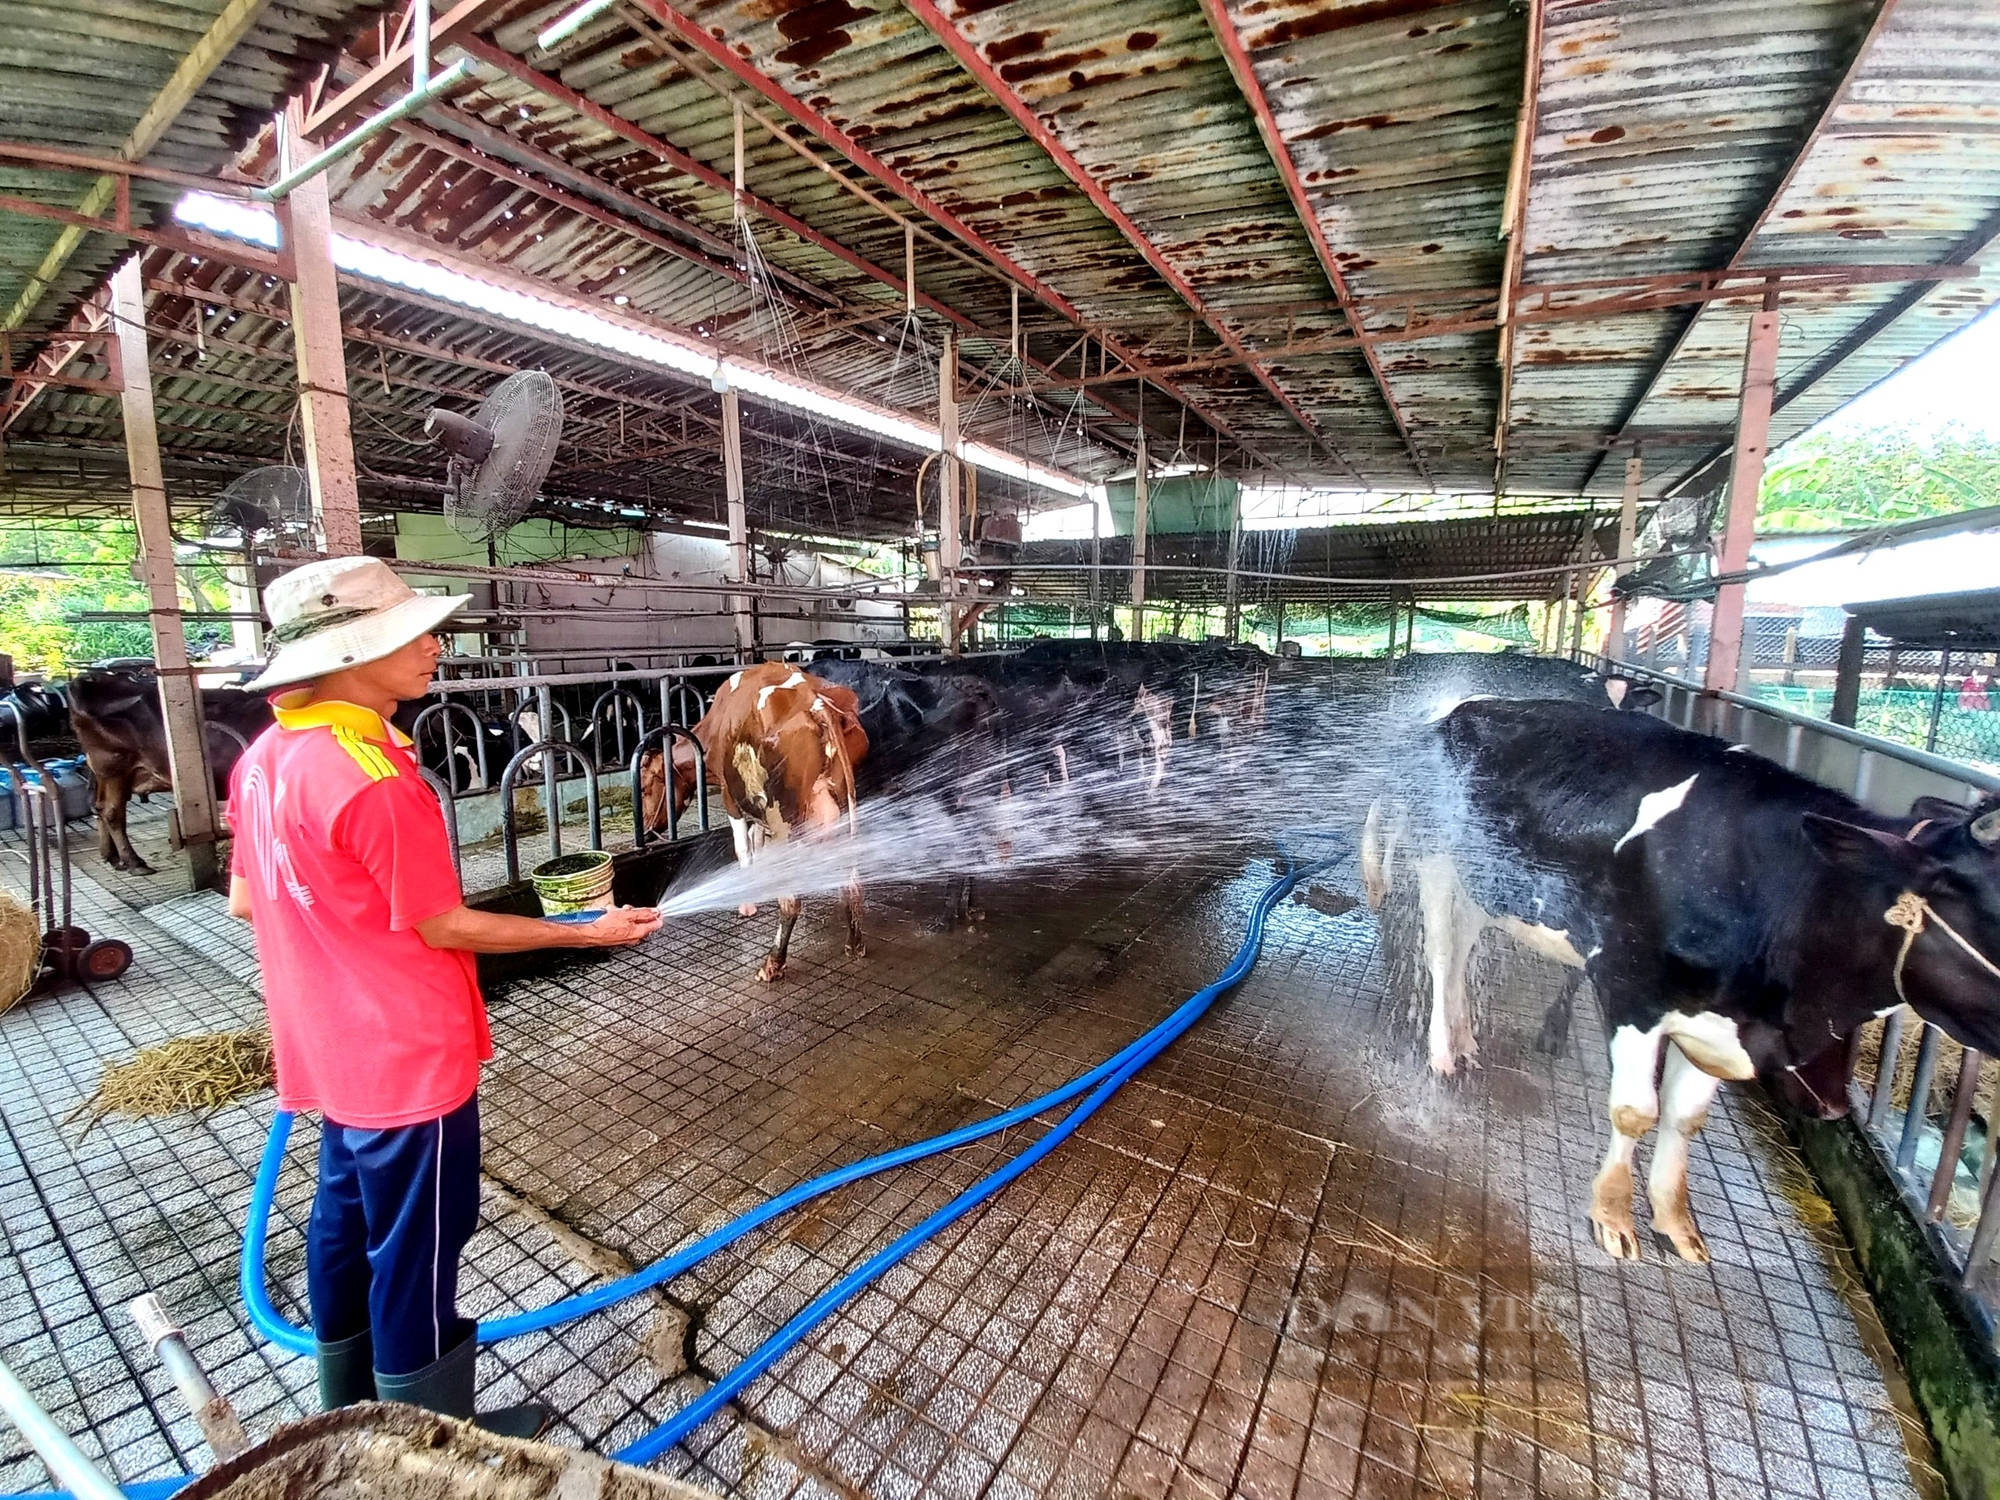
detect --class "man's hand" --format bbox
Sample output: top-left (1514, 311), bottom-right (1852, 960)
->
top-left (414, 901), bottom-right (662, 954)
top-left (570, 905), bottom-right (662, 948)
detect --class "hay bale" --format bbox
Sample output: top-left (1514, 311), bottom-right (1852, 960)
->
top-left (0, 890), bottom-right (40, 1014)
top-left (72, 1026), bottom-right (273, 1129)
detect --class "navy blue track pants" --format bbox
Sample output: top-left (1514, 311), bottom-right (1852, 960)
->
top-left (306, 1093), bottom-right (480, 1376)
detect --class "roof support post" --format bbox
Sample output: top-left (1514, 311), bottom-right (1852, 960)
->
top-left (1088, 501), bottom-right (1101, 641)
top-left (1704, 306), bottom-right (1780, 693)
top-left (109, 259), bottom-right (221, 887)
top-left (1129, 433), bottom-right (1149, 642)
top-left (1831, 615), bottom-right (1866, 727)
top-left (939, 332), bottom-right (963, 653)
top-left (1607, 450), bottom-right (1641, 657)
top-left (719, 378), bottom-right (755, 660)
top-left (1224, 482), bottom-right (1243, 643)
top-left (278, 101), bottom-right (362, 556)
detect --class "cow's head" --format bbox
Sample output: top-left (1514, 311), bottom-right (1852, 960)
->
top-left (1598, 675), bottom-right (1663, 713)
top-left (639, 738), bottom-right (704, 831)
top-left (1802, 796), bottom-right (2000, 1055)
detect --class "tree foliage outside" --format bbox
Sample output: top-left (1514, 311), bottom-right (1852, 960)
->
top-left (0, 521), bottom-right (234, 676)
top-left (1758, 423), bottom-right (2000, 532)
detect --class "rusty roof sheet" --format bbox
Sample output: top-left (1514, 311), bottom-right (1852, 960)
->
top-left (5, 0), bottom-right (1999, 542)
top-left (0, 0), bottom-right (376, 336)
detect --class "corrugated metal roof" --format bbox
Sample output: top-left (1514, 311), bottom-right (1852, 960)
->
top-left (3, 0), bottom-right (1997, 539)
top-left (0, 0), bottom-right (377, 336)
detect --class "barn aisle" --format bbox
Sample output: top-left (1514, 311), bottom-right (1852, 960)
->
top-left (0, 837), bottom-right (1941, 1499)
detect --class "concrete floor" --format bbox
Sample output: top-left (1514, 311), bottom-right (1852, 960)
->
top-left (0, 808), bottom-right (1945, 1499)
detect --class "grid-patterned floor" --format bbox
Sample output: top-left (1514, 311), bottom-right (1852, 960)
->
top-left (0, 823), bottom-right (1942, 1499)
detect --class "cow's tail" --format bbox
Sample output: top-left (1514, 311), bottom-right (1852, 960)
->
top-left (824, 707), bottom-right (861, 843)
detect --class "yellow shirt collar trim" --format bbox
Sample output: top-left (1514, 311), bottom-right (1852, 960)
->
top-left (270, 692), bottom-right (414, 747)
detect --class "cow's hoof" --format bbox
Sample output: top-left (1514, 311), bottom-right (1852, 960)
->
top-left (1590, 1214), bottom-right (1643, 1260)
top-left (125, 859), bottom-right (156, 876)
top-left (845, 942), bottom-right (866, 959)
top-left (1652, 1224), bottom-right (1710, 1265)
top-left (755, 959), bottom-right (785, 983)
top-left (737, 903), bottom-right (760, 918)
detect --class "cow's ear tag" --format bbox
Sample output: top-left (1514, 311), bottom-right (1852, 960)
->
top-left (1801, 814), bottom-right (1936, 878)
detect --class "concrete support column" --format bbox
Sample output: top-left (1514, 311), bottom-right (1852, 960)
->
top-left (1705, 306), bottom-right (1781, 693)
top-left (110, 259), bottom-right (221, 886)
top-left (938, 333), bottom-right (963, 652)
top-left (1129, 433), bottom-right (1149, 642)
top-left (1607, 451), bottom-right (1641, 659)
top-left (719, 380), bottom-right (755, 659)
top-left (278, 99), bottom-right (362, 557)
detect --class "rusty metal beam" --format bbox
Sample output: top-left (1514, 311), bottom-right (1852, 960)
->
top-left (2, 293), bottom-right (116, 430)
top-left (1041, 262), bottom-right (1974, 381)
top-left (905, 0), bottom-right (1363, 485)
top-left (0, 142), bottom-right (260, 199)
top-left (303, 0), bottom-right (512, 139)
top-left (1195, 0), bottom-right (1426, 484)
top-left (391, 119), bottom-right (750, 290)
top-left (455, 40), bottom-right (1142, 460)
top-left (1666, 203), bottom-right (2000, 501)
top-left (620, 0), bottom-right (1292, 479)
top-left (3, 0), bottom-right (271, 332)
top-left (0, 195), bottom-right (290, 280)
top-left (1581, 0), bottom-right (1902, 494)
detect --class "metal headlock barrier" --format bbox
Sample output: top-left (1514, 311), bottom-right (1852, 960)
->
top-left (1584, 650), bottom-right (2000, 1339)
top-left (409, 648), bottom-right (974, 885)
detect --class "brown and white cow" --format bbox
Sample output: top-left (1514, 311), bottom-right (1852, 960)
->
top-left (69, 664), bottom-right (273, 874)
top-left (642, 663), bottom-right (868, 981)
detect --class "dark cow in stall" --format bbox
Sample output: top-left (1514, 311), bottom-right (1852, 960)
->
top-left (68, 664), bottom-right (274, 873)
top-left (0, 678), bottom-right (70, 751)
top-left (1363, 697), bottom-right (2000, 1263)
top-left (641, 662), bottom-right (868, 980)
top-left (812, 658), bottom-right (1007, 928)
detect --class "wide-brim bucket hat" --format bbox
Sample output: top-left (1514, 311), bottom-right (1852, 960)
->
top-left (247, 556), bottom-right (468, 692)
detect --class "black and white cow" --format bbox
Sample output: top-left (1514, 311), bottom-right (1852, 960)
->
top-left (1363, 697), bottom-right (2000, 1263)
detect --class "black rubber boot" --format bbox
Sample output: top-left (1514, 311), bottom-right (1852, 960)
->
top-left (375, 1330), bottom-right (552, 1441)
top-left (316, 1330), bottom-right (377, 1411)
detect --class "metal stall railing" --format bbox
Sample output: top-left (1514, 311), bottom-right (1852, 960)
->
top-left (408, 646), bottom-right (1009, 889)
top-left (412, 662), bottom-right (722, 889)
top-left (1589, 653), bottom-right (2000, 1335)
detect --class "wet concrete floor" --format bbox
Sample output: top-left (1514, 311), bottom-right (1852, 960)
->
top-left (0, 816), bottom-right (1943, 1499)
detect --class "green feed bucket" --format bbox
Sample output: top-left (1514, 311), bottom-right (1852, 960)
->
top-left (530, 850), bottom-right (614, 916)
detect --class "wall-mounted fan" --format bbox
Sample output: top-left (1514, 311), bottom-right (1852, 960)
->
top-left (425, 370), bottom-right (564, 541)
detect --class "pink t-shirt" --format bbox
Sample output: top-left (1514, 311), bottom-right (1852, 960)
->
top-left (228, 696), bottom-right (490, 1128)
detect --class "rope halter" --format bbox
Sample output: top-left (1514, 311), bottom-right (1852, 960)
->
top-left (1884, 889), bottom-right (2000, 1005)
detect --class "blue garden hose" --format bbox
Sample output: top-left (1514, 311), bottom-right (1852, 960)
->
top-left (10, 838), bottom-right (1334, 1497)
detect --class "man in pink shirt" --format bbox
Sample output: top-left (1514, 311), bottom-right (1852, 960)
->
top-left (229, 556), bottom-right (660, 1436)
